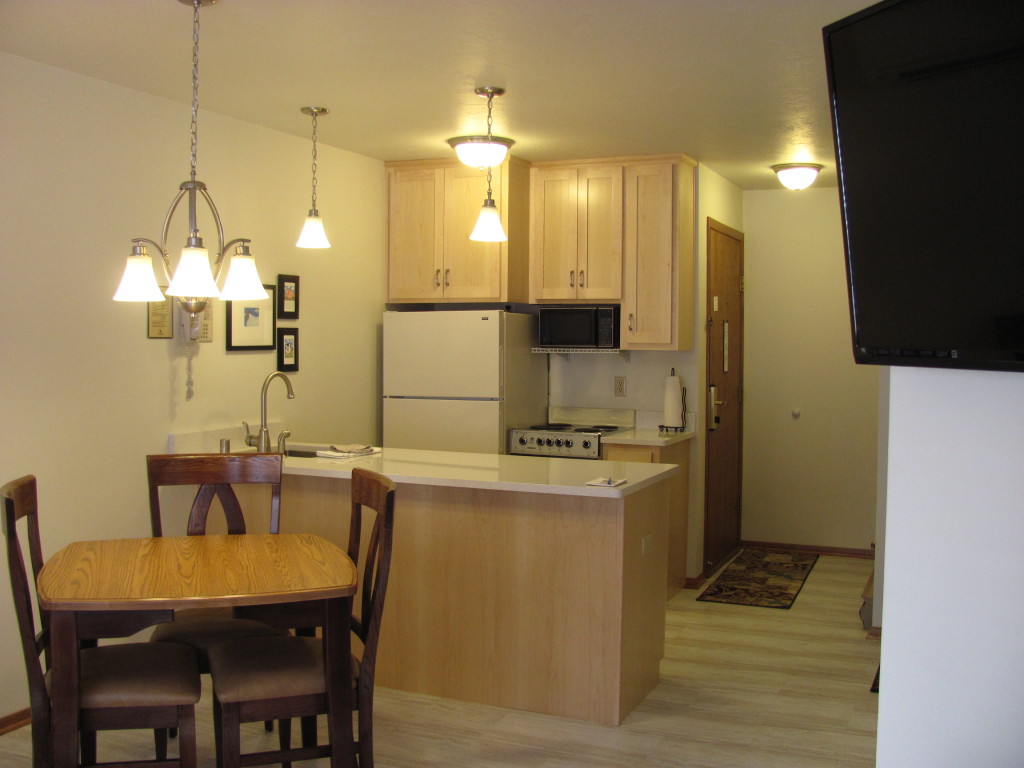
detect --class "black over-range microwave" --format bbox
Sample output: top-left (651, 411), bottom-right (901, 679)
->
top-left (536, 306), bottom-right (619, 349)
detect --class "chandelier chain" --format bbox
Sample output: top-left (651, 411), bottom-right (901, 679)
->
top-left (310, 111), bottom-right (319, 210)
top-left (485, 93), bottom-right (495, 199)
top-left (189, 0), bottom-right (201, 182)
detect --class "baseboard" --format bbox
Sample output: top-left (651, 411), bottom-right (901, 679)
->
top-left (740, 540), bottom-right (875, 559)
top-left (0, 708), bottom-right (30, 736)
top-left (684, 575), bottom-right (707, 590)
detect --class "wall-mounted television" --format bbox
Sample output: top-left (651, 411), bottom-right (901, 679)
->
top-left (823, 0), bottom-right (1024, 372)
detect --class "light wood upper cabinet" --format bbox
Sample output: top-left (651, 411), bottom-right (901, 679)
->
top-left (620, 158), bottom-right (696, 350)
top-left (386, 158), bottom-right (529, 303)
top-left (529, 164), bottom-right (623, 302)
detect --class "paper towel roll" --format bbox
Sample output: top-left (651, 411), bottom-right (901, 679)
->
top-left (663, 375), bottom-right (684, 427)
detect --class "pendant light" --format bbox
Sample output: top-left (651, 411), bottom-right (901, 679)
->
top-left (451, 87), bottom-right (509, 243)
top-left (771, 163), bottom-right (823, 190)
top-left (114, 0), bottom-right (268, 335)
top-left (447, 87), bottom-right (515, 169)
top-left (296, 106), bottom-right (331, 248)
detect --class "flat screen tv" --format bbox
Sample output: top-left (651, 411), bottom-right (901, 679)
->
top-left (823, 0), bottom-right (1024, 372)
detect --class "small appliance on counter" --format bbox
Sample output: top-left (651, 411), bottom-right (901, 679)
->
top-left (536, 305), bottom-right (619, 350)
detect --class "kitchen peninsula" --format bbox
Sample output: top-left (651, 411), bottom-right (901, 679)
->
top-left (259, 447), bottom-right (678, 726)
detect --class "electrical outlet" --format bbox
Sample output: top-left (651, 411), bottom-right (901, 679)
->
top-left (614, 376), bottom-right (626, 397)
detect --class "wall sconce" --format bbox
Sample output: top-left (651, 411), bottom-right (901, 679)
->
top-left (296, 106), bottom-right (331, 248)
top-left (114, 0), bottom-right (268, 335)
top-left (771, 163), bottom-right (824, 190)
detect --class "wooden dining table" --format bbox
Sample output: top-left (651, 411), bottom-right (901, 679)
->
top-left (36, 533), bottom-right (359, 768)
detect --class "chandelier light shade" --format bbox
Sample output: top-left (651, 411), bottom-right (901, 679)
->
top-left (469, 198), bottom-right (507, 242)
top-left (771, 163), bottom-right (824, 190)
top-left (448, 87), bottom-right (514, 169)
top-left (296, 106), bottom-right (331, 248)
top-left (114, 0), bottom-right (268, 335)
top-left (113, 244), bottom-right (166, 301)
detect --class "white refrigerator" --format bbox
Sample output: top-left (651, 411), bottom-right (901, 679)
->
top-left (383, 310), bottom-right (548, 453)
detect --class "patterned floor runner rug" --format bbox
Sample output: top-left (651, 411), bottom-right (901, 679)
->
top-left (697, 548), bottom-right (818, 609)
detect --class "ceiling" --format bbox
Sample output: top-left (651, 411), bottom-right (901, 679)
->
top-left (0, 0), bottom-right (871, 190)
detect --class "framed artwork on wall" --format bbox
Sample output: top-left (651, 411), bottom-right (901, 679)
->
top-left (226, 284), bottom-right (276, 350)
top-left (277, 327), bottom-right (299, 372)
top-left (277, 274), bottom-right (299, 319)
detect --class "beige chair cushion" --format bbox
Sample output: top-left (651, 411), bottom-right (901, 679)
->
top-left (76, 642), bottom-right (201, 708)
top-left (208, 636), bottom-right (328, 703)
top-left (150, 607), bottom-right (289, 655)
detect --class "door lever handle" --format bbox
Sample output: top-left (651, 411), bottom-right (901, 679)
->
top-left (708, 386), bottom-right (726, 430)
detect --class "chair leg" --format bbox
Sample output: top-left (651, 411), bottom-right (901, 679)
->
top-left (80, 730), bottom-right (97, 766)
top-left (177, 705), bottom-right (197, 768)
top-left (214, 700), bottom-right (242, 768)
top-left (155, 727), bottom-right (168, 760)
top-left (278, 718), bottom-right (292, 768)
top-left (300, 715), bottom-right (317, 749)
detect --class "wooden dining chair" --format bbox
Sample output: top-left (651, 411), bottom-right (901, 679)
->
top-left (2, 474), bottom-right (201, 768)
top-left (207, 467), bottom-right (397, 768)
top-left (146, 453), bottom-right (291, 671)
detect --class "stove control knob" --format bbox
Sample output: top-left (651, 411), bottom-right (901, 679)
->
top-left (582, 439), bottom-right (592, 450)
top-left (518, 436), bottom-right (527, 446)
top-left (545, 438), bottom-right (554, 447)
top-left (555, 438), bottom-right (563, 447)
top-left (565, 439), bottom-right (573, 448)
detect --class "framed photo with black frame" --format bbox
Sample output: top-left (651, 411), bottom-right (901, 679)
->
top-left (276, 327), bottom-right (299, 372)
top-left (277, 274), bottom-right (299, 320)
top-left (226, 284), bottom-right (276, 350)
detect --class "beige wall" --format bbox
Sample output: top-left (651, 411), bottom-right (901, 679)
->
top-left (0, 53), bottom-right (386, 714)
top-left (740, 189), bottom-right (877, 549)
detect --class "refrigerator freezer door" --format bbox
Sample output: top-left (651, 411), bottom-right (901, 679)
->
top-left (383, 398), bottom-right (504, 453)
top-left (384, 311), bottom-right (502, 398)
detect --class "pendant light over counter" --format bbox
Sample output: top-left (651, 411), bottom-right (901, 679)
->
top-left (448, 87), bottom-right (512, 243)
top-left (114, 0), bottom-right (269, 331)
top-left (296, 106), bottom-right (331, 248)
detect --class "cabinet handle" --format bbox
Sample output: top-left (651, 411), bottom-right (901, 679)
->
top-left (444, 268), bottom-right (450, 287)
top-left (434, 269), bottom-right (441, 287)
top-left (628, 313), bottom-right (634, 332)
top-left (579, 270), bottom-right (585, 287)
top-left (569, 270), bottom-right (575, 288)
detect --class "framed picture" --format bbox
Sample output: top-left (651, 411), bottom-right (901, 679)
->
top-left (277, 274), bottom-right (299, 320)
top-left (277, 327), bottom-right (299, 372)
top-left (226, 284), bottom-right (276, 350)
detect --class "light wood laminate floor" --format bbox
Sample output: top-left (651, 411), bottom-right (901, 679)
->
top-left (0, 555), bottom-right (879, 767)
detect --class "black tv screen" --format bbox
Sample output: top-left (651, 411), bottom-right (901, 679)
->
top-left (823, 0), bottom-right (1024, 371)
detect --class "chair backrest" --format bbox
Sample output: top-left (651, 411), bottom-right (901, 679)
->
top-left (2, 475), bottom-right (52, 768)
top-left (146, 453), bottom-right (283, 537)
top-left (347, 468), bottom-right (396, 690)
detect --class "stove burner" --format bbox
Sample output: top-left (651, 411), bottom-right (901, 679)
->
top-left (531, 423), bottom-right (572, 430)
top-left (574, 425), bottom-right (619, 433)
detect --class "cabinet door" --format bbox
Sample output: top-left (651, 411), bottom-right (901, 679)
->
top-left (530, 167), bottom-right (579, 301)
top-left (601, 443), bottom-right (657, 463)
top-left (444, 165), bottom-right (503, 300)
top-left (577, 165), bottom-right (623, 300)
top-left (622, 162), bottom-right (675, 347)
top-left (388, 167), bottom-right (444, 301)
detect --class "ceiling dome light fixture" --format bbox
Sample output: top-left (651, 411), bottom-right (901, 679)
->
top-left (771, 163), bottom-right (824, 190)
top-left (114, 0), bottom-right (268, 334)
top-left (296, 106), bottom-right (331, 248)
top-left (448, 87), bottom-right (515, 169)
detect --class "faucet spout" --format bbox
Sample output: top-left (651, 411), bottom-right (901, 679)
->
top-left (256, 371), bottom-right (295, 452)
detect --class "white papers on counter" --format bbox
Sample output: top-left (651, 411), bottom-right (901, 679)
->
top-left (586, 477), bottom-right (626, 487)
top-left (315, 445), bottom-right (381, 459)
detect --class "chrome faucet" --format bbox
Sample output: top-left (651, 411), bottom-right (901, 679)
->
top-left (244, 371), bottom-right (295, 452)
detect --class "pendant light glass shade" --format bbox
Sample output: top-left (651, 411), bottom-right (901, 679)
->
top-left (165, 245), bottom-right (221, 298)
top-left (771, 163), bottom-right (823, 190)
top-left (448, 136), bottom-right (514, 169)
top-left (296, 212), bottom-right (331, 248)
top-left (469, 198), bottom-right (508, 242)
top-left (219, 247), bottom-right (269, 301)
top-left (113, 248), bottom-right (165, 302)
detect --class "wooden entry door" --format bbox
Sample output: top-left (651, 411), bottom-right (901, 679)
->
top-left (704, 219), bottom-right (744, 575)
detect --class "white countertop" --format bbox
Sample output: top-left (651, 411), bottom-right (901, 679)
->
top-left (283, 446), bottom-right (678, 498)
top-left (601, 428), bottom-right (696, 447)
